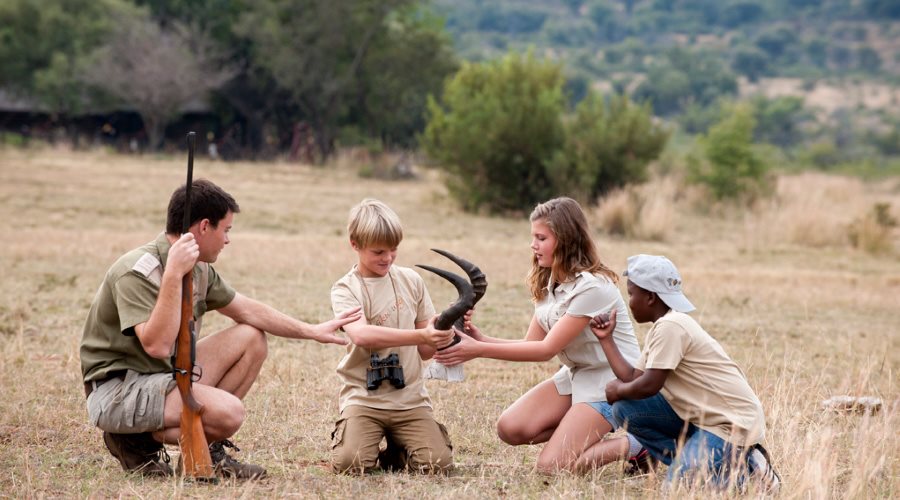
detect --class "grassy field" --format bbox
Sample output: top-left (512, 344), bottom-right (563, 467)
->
top-left (0, 146), bottom-right (898, 498)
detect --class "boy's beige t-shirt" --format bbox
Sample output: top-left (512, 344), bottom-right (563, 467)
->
top-left (331, 265), bottom-right (435, 413)
top-left (636, 311), bottom-right (765, 445)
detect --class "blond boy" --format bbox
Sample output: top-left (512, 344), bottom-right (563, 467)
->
top-left (329, 198), bottom-right (454, 473)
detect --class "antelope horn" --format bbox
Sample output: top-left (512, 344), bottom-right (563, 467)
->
top-left (428, 248), bottom-right (488, 329)
top-left (430, 248), bottom-right (488, 303)
top-left (414, 264), bottom-right (475, 331)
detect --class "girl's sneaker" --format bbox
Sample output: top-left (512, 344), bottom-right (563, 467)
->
top-left (624, 448), bottom-right (656, 476)
top-left (747, 444), bottom-right (781, 494)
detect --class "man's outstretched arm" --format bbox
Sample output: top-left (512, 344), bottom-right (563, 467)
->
top-left (218, 293), bottom-right (360, 345)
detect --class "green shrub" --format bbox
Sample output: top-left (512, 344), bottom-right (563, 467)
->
top-left (548, 93), bottom-right (669, 202)
top-left (423, 51), bottom-right (565, 213)
top-left (687, 104), bottom-right (770, 200)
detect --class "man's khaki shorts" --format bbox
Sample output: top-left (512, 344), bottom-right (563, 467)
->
top-left (86, 370), bottom-right (176, 433)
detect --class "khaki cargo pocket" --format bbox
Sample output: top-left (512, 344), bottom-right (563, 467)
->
top-left (135, 386), bottom-right (151, 417)
top-left (330, 418), bottom-right (347, 450)
top-left (436, 421), bottom-right (453, 452)
top-left (87, 392), bottom-right (102, 427)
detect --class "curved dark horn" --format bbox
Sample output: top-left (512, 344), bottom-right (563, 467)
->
top-left (429, 249), bottom-right (487, 331)
top-left (430, 248), bottom-right (488, 303)
top-left (415, 264), bottom-right (475, 331)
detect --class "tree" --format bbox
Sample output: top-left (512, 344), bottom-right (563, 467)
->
top-left (754, 25), bottom-right (797, 60)
top-left (549, 93), bottom-right (670, 202)
top-left (588, 0), bottom-right (628, 43)
top-left (80, 10), bottom-right (235, 150)
top-left (634, 48), bottom-right (737, 116)
top-left (856, 47), bottom-right (881, 72)
top-left (751, 96), bottom-right (810, 148)
top-left (720, 2), bottom-right (766, 28)
top-left (0, 0), bottom-right (137, 140)
top-left (236, 0), bottom-right (448, 161)
top-left (423, 51), bottom-right (566, 213)
top-left (688, 104), bottom-right (768, 200)
top-left (476, 5), bottom-right (547, 34)
top-left (862, 0), bottom-right (900, 19)
top-left (731, 46), bottom-right (769, 82)
top-left (353, 8), bottom-right (458, 148)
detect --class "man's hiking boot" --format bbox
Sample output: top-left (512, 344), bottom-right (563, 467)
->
top-left (209, 440), bottom-right (267, 480)
top-left (103, 431), bottom-right (173, 477)
top-left (624, 448), bottom-right (656, 476)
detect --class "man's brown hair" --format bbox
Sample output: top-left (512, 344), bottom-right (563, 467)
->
top-left (166, 179), bottom-right (240, 234)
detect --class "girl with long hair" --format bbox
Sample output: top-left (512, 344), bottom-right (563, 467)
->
top-left (434, 197), bottom-right (646, 474)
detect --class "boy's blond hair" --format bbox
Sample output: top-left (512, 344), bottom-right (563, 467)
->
top-left (347, 198), bottom-right (403, 249)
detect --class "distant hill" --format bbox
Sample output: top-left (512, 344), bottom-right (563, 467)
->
top-left (428, 0), bottom-right (900, 160)
top-left (430, 0), bottom-right (900, 102)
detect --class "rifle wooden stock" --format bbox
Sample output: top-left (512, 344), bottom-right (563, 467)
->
top-left (174, 131), bottom-right (216, 481)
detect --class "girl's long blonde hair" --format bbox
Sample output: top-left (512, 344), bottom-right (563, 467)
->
top-left (526, 197), bottom-right (617, 301)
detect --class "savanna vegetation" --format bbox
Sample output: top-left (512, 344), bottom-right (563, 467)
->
top-left (1, 1), bottom-right (898, 495)
top-left (0, 146), bottom-right (898, 498)
top-left (2, 0), bottom-right (899, 177)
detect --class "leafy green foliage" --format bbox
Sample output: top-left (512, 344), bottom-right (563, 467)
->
top-left (476, 5), bottom-right (547, 34)
top-left (423, 52), bottom-right (566, 213)
top-left (688, 104), bottom-right (769, 200)
top-left (751, 96), bottom-right (811, 148)
top-left (549, 93), bottom-right (669, 202)
top-left (731, 46), bottom-right (770, 82)
top-left (425, 51), bottom-right (670, 213)
top-left (78, 10), bottom-right (235, 150)
top-left (634, 48), bottom-right (738, 116)
top-left (0, 0), bottom-right (137, 113)
top-left (236, 0), bottom-right (456, 160)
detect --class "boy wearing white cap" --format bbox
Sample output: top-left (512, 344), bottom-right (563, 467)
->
top-left (589, 254), bottom-right (779, 491)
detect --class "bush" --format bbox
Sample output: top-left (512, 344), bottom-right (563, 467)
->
top-left (423, 51), bottom-right (565, 213)
top-left (688, 104), bottom-right (770, 200)
top-left (548, 93), bottom-right (669, 202)
top-left (848, 202), bottom-right (897, 254)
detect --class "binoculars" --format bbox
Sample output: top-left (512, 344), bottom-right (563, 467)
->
top-left (366, 352), bottom-right (405, 391)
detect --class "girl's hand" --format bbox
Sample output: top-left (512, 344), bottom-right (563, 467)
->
top-left (461, 308), bottom-right (486, 341)
top-left (589, 308), bottom-right (617, 341)
top-left (433, 328), bottom-right (481, 366)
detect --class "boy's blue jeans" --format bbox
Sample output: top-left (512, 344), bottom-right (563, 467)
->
top-left (611, 394), bottom-right (746, 488)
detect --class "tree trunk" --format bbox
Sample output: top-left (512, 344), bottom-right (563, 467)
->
top-left (142, 115), bottom-right (166, 151)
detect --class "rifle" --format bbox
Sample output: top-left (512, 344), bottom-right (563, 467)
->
top-left (173, 131), bottom-right (216, 481)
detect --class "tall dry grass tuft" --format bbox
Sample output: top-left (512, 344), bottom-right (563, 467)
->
top-left (739, 172), bottom-right (900, 255)
top-left (742, 173), bottom-right (865, 250)
top-left (848, 202), bottom-right (898, 254)
top-left (593, 175), bottom-right (680, 241)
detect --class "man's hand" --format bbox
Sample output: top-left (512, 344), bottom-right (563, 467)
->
top-left (605, 378), bottom-right (624, 403)
top-left (420, 315), bottom-right (455, 349)
top-left (308, 307), bottom-right (362, 345)
top-left (168, 233), bottom-right (199, 276)
top-left (590, 309), bottom-right (617, 341)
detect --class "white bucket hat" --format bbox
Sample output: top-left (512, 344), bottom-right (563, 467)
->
top-left (623, 254), bottom-right (696, 313)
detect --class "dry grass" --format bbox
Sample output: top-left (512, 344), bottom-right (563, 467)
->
top-left (1, 146), bottom-right (898, 498)
top-left (593, 175), bottom-right (682, 242)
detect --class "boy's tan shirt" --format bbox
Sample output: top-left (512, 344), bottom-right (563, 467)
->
top-left (636, 311), bottom-right (766, 445)
top-left (331, 265), bottom-right (435, 413)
